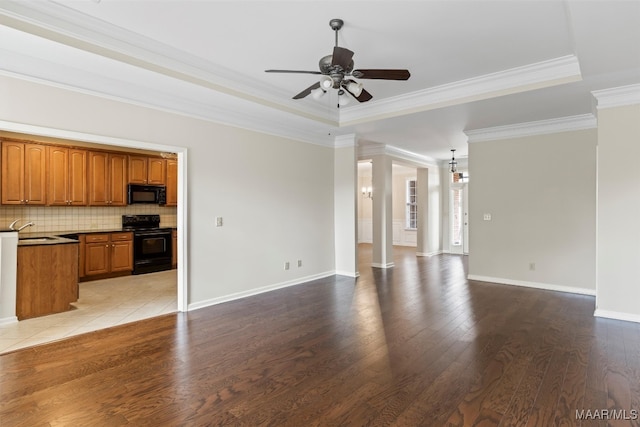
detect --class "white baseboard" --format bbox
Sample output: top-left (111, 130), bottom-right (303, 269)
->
top-left (0, 316), bottom-right (18, 326)
top-left (187, 270), bottom-right (336, 312)
top-left (371, 262), bottom-right (395, 269)
top-left (416, 250), bottom-right (443, 257)
top-left (594, 309), bottom-right (640, 324)
top-left (467, 274), bottom-right (596, 296)
top-left (336, 270), bottom-right (359, 278)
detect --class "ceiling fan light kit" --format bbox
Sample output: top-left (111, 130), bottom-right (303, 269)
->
top-left (265, 18), bottom-right (410, 107)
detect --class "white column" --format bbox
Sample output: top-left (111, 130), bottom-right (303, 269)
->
top-left (334, 135), bottom-right (358, 277)
top-left (416, 167), bottom-right (430, 256)
top-left (371, 154), bottom-right (394, 268)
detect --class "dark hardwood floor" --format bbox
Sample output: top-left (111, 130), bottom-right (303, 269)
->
top-left (1, 245), bottom-right (639, 426)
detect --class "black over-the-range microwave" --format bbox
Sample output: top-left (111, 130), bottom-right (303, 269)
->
top-left (127, 184), bottom-right (167, 205)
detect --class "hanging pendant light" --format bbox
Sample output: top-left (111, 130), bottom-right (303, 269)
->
top-left (449, 149), bottom-right (457, 173)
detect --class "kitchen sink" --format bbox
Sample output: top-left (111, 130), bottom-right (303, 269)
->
top-left (19, 236), bottom-right (58, 242)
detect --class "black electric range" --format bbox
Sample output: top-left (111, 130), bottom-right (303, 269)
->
top-left (122, 215), bottom-right (172, 275)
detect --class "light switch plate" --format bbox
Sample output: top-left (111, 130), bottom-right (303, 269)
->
top-left (483, 213), bottom-right (492, 221)
top-left (215, 217), bottom-right (223, 227)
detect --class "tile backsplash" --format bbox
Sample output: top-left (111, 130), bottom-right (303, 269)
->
top-left (1, 205), bottom-right (177, 233)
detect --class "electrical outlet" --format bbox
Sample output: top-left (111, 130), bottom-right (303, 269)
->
top-left (215, 217), bottom-right (223, 227)
top-left (529, 262), bottom-right (536, 271)
top-left (297, 260), bottom-right (302, 267)
top-left (284, 262), bottom-right (290, 270)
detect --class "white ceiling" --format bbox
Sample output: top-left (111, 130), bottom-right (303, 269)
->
top-left (0, 0), bottom-right (639, 162)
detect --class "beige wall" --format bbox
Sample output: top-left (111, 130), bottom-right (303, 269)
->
top-left (0, 75), bottom-right (337, 308)
top-left (468, 128), bottom-right (597, 293)
top-left (596, 103), bottom-right (640, 320)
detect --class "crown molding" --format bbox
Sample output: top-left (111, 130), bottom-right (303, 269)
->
top-left (592, 83), bottom-right (640, 110)
top-left (0, 0), bottom-right (335, 125)
top-left (465, 113), bottom-right (597, 143)
top-left (339, 55), bottom-right (582, 127)
top-left (0, 50), bottom-right (334, 148)
top-left (333, 134), bottom-right (358, 148)
top-left (0, 2), bottom-right (585, 131)
top-left (358, 143), bottom-right (438, 167)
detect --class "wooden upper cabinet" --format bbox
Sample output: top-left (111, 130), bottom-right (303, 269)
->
top-left (109, 153), bottom-right (127, 206)
top-left (47, 146), bottom-right (87, 206)
top-left (88, 151), bottom-right (109, 205)
top-left (1, 141), bottom-right (25, 204)
top-left (88, 151), bottom-right (127, 206)
top-left (128, 155), bottom-right (166, 185)
top-left (148, 158), bottom-right (166, 185)
top-left (1, 141), bottom-right (46, 205)
top-left (128, 155), bottom-right (147, 184)
top-left (165, 159), bottom-right (178, 207)
top-left (68, 149), bottom-right (88, 205)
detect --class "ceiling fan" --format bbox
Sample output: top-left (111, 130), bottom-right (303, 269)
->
top-left (265, 18), bottom-right (410, 106)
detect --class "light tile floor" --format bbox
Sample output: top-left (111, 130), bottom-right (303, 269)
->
top-left (0, 270), bottom-right (177, 354)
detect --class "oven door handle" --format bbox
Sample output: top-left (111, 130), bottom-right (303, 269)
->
top-left (134, 231), bottom-right (171, 238)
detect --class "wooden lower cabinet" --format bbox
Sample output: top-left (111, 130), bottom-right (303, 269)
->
top-left (82, 232), bottom-right (133, 280)
top-left (17, 243), bottom-right (79, 320)
top-left (111, 232), bottom-right (134, 272)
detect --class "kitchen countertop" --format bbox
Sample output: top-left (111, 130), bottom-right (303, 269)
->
top-left (17, 233), bottom-right (80, 246)
top-left (16, 226), bottom-right (177, 246)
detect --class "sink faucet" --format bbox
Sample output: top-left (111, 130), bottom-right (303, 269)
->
top-left (18, 222), bottom-right (35, 231)
top-left (9, 219), bottom-right (35, 232)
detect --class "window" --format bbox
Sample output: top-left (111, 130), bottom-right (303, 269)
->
top-left (406, 179), bottom-right (417, 229)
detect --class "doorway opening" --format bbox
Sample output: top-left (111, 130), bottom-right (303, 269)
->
top-left (0, 121), bottom-right (187, 353)
top-left (450, 171), bottom-right (469, 255)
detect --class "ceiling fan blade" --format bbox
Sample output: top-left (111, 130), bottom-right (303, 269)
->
top-left (292, 82), bottom-right (321, 99)
top-left (343, 79), bottom-right (373, 102)
top-left (351, 69), bottom-right (411, 80)
top-left (265, 69), bottom-right (323, 75)
top-left (331, 46), bottom-right (354, 70)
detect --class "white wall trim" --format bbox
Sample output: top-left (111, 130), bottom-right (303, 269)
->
top-left (336, 270), bottom-right (360, 278)
top-left (341, 55), bottom-right (582, 126)
top-left (187, 270), bottom-right (336, 311)
top-left (0, 316), bottom-right (18, 326)
top-left (334, 133), bottom-right (358, 148)
top-left (592, 83), bottom-right (640, 110)
top-left (594, 309), bottom-right (640, 324)
top-left (371, 262), bottom-right (395, 269)
top-left (467, 274), bottom-right (596, 296)
top-left (465, 113), bottom-right (597, 143)
top-left (417, 250), bottom-right (444, 257)
top-left (0, 1), bottom-right (333, 124)
top-left (0, 61), bottom-right (333, 148)
top-left (358, 143), bottom-right (439, 168)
